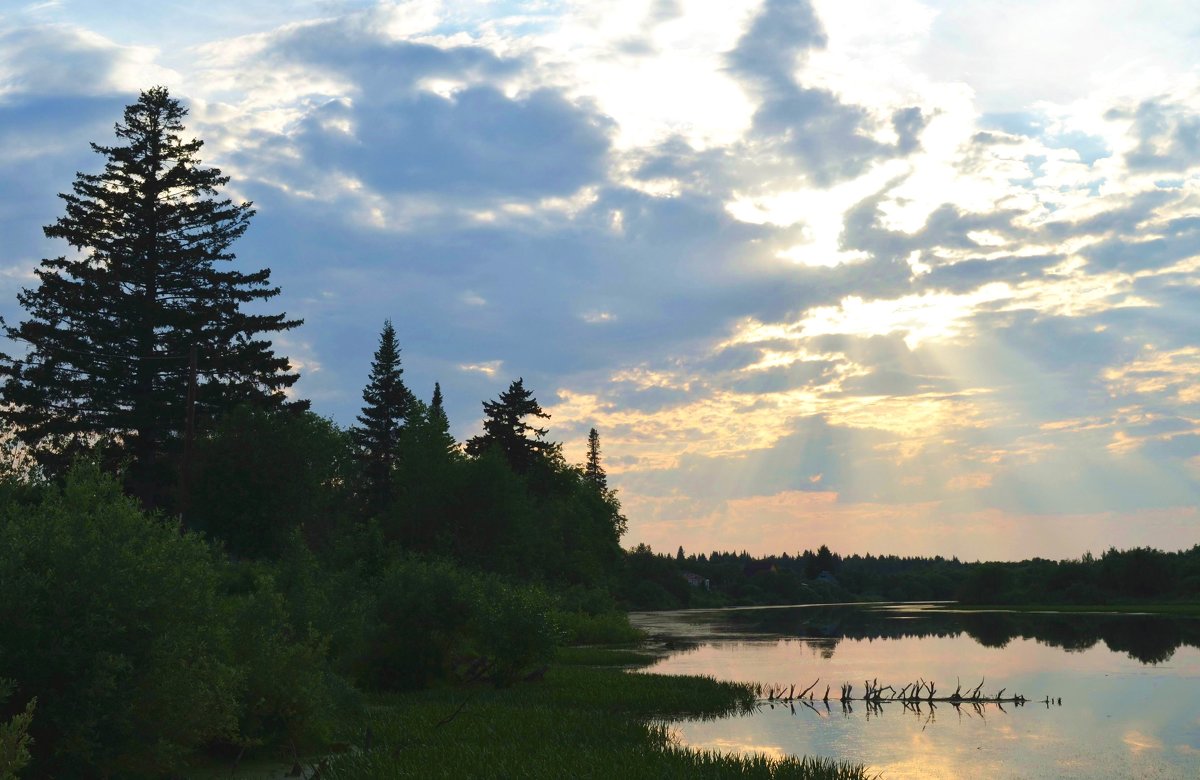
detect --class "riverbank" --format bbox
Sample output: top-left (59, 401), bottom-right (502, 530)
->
top-left (217, 646), bottom-right (869, 779)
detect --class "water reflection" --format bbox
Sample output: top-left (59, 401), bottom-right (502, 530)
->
top-left (632, 605), bottom-right (1200, 779)
top-left (635, 603), bottom-right (1200, 664)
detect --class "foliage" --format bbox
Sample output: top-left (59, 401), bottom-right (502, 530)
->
top-left (0, 87), bottom-right (302, 506)
top-left (465, 377), bottom-right (555, 474)
top-left (553, 610), bottom-right (646, 646)
top-left (0, 465), bottom-right (240, 776)
top-left (224, 566), bottom-right (362, 749)
top-left (0, 680), bottom-right (35, 780)
top-left (584, 426), bottom-right (607, 491)
top-left (352, 556), bottom-right (558, 691)
top-left (351, 320), bottom-right (414, 517)
top-left (188, 406), bottom-right (353, 557)
top-left (387, 386), bottom-right (462, 551)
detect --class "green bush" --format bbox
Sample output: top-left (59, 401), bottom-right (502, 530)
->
top-left (0, 466), bottom-right (357, 776)
top-left (474, 583), bottom-right (557, 685)
top-left (0, 465), bottom-right (240, 776)
top-left (226, 567), bottom-right (362, 750)
top-left (0, 679), bottom-right (35, 780)
top-left (353, 557), bottom-right (479, 691)
top-left (553, 610), bottom-right (645, 646)
top-left (353, 557), bottom-right (560, 691)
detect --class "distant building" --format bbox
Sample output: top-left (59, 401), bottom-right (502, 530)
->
top-left (816, 571), bottom-right (838, 586)
top-left (682, 571), bottom-right (710, 590)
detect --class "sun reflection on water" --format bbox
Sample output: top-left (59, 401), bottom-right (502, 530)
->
top-left (634, 605), bottom-right (1200, 779)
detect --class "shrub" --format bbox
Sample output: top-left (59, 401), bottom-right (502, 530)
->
top-left (0, 679), bottom-right (35, 780)
top-left (0, 465), bottom-right (240, 776)
top-left (474, 583), bottom-right (557, 685)
top-left (353, 556), bottom-right (560, 691)
top-left (353, 557), bottom-right (480, 691)
top-left (225, 567), bottom-right (361, 750)
top-left (554, 610), bottom-right (645, 646)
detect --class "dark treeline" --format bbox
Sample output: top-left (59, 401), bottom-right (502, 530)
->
top-left (666, 605), bottom-right (1200, 666)
top-left (0, 88), bottom-right (632, 778)
top-left (622, 543), bottom-right (1200, 610)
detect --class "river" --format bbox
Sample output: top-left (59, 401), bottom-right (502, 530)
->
top-left (629, 603), bottom-right (1200, 779)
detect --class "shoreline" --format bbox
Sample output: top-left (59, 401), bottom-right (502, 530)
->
top-left (189, 644), bottom-right (869, 779)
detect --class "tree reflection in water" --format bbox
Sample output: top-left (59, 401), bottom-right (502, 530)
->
top-left (667, 605), bottom-right (1199, 665)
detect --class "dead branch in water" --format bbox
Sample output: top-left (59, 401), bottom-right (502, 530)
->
top-left (756, 678), bottom-right (1058, 708)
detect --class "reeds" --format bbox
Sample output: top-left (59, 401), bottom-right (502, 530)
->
top-left (315, 654), bottom-right (870, 779)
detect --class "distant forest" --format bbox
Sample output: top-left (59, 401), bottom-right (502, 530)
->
top-left (622, 543), bottom-right (1200, 610)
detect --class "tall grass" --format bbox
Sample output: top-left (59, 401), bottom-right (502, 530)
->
top-left (553, 608), bottom-right (648, 645)
top-left (317, 658), bottom-right (870, 779)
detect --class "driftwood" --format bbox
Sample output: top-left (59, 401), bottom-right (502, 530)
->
top-left (759, 676), bottom-right (1060, 710)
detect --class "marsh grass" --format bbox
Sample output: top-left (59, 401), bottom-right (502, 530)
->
top-left (554, 645), bottom-right (661, 666)
top-left (554, 609), bottom-right (648, 645)
top-left (317, 657), bottom-right (869, 779)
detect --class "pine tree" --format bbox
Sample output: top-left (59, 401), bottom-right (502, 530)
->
top-left (584, 426), bottom-right (607, 491)
top-left (465, 377), bottom-right (553, 473)
top-left (0, 86), bottom-right (302, 506)
top-left (351, 320), bottom-right (413, 515)
top-left (422, 382), bottom-right (458, 458)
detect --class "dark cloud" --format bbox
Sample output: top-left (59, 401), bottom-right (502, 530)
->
top-left (841, 186), bottom-right (1027, 263)
top-left (0, 25), bottom-right (129, 98)
top-left (1041, 190), bottom-right (1175, 241)
top-left (0, 94), bottom-right (129, 332)
top-left (725, 0), bottom-right (924, 185)
top-left (239, 20), bottom-right (616, 200)
top-left (1110, 97), bottom-right (1200, 173)
top-left (922, 253), bottom-right (1060, 293)
top-left (286, 86), bottom-right (613, 198)
top-left (726, 0), bottom-right (826, 91)
top-left (1082, 216), bottom-right (1200, 273)
top-left (271, 19), bottom-right (522, 95)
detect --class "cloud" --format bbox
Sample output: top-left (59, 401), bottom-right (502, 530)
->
top-left (201, 17), bottom-right (616, 206)
top-left (0, 24), bottom-right (167, 100)
top-left (2, 0), bottom-right (1200, 560)
top-left (1112, 97), bottom-right (1200, 173)
top-left (726, 0), bottom-right (926, 186)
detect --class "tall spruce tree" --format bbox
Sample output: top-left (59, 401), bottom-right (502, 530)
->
top-left (351, 320), bottom-right (413, 514)
top-left (465, 377), bottom-right (553, 473)
top-left (421, 382), bottom-right (458, 458)
top-left (0, 86), bottom-right (302, 506)
top-left (584, 426), bottom-right (607, 491)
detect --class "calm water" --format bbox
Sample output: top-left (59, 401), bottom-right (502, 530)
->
top-left (629, 604), bottom-right (1200, 779)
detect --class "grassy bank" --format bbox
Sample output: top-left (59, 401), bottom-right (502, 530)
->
top-left (270, 647), bottom-right (868, 780)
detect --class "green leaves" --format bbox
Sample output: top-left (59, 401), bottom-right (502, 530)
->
top-left (0, 680), bottom-right (35, 780)
top-left (0, 464), bottom-right (353, 775)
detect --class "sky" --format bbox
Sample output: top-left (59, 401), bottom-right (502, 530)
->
top-left (1, 0), bottom-right (1199, 561)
